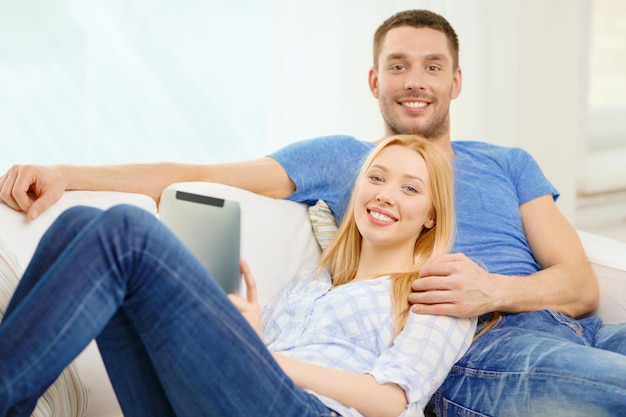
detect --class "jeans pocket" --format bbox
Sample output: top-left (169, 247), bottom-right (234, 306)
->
top-left (547, 309), bottom-right (583, 334)
top-left (442, 398), bottom-right (491, 417)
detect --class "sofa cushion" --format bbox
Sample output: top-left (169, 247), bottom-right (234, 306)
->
top-left (0, 236), bottom-right (89, 417)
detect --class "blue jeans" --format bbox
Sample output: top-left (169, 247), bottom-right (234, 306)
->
top-left (430, 310), bottom-right (626, 416)
top-left (0, 205), bottom-right (337, 417)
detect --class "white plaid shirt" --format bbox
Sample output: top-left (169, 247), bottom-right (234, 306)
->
top-left (262, 270), bottom-right (476, 416)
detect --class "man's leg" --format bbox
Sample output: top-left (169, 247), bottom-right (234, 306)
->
top-left (595, 320), bottom-right (626, 355)
top-left (432, 310), bottom-right (626, 417)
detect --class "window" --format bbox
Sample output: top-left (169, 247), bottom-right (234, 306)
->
top-left (587, 0), bottom-right (626, 148)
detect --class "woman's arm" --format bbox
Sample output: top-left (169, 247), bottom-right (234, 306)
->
top-left (273, 314), bottom-right (475, 417)
top-left (231, 263), bottom-right (406, 416)
top-left (272, 353), bottom-right (407, 417)
top-left (232, 267), bottom-right (472, 416)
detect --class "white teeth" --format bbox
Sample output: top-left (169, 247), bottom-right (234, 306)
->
top-left (403, 101), bottom-right (427, 108)
top-left (370, 211), bottom-right (394, 223)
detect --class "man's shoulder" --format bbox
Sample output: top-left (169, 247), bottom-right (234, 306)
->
top-left (275, 134), bottom-right (373, 155)
top-left (452, 140), bottom-right (530, 161)
top-left (453, 140), bottom-right (510, 153)
top-left (304, 134), bottom-right (374, 150)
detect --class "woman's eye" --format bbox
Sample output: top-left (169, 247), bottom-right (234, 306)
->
top-left (369, 175), bottom-right (383, 183)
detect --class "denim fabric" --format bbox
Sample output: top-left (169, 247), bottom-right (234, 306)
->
top-left (430, 310), bottom-right (626, 417)
top-left (0, 205), bottom-right (338, 417)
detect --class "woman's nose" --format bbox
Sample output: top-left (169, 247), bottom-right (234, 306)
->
top-left (376, 190), bottom-right (393, 204)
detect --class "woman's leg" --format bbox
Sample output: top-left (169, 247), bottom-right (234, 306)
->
top-left (0, 206), bottom-right (178, 416)
top-left (4, 206), bottom-right (103, 316)
top-left (96, 311), bottom-right (176, 417)
top-left (0, 206), bottom-right (106, 416)
top-left (89, 206), bottom-right (333, 416)
top-left (0, 205), bottom-right (334, 417)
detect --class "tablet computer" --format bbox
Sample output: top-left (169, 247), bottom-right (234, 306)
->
top-left (159, 188), bottom-right (241, 294)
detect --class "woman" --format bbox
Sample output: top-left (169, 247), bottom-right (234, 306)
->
top-left (0, 135), bottom-right (475, 417)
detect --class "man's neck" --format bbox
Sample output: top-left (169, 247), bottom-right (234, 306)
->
top-left (375, 134), bottom-right (455, 158)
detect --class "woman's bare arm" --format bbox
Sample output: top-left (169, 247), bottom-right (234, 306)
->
top-left (273, 353), bottom-right (407, 417)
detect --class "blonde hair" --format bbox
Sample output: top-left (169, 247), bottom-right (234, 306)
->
top-left (318, 134), bottom-right (455, 335)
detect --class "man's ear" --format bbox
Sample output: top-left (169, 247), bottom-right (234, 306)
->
top-left (451, 66), bottom-right (462, 100)
top-left (368, 67), bottom-right (379, 99)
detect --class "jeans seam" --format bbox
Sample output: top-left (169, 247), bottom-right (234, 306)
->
top-left (442, 397), bottom-right (491, 417)
top-left (449, 364), bottom-right (626, 393)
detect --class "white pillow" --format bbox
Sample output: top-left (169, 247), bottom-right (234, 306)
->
top-left (0, 236), bottom-right (89, 417)
top-left (308, 200), bottom-right (338, 251)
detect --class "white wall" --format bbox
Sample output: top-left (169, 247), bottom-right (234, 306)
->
top-left (0, 0), bottom-right (590, 220)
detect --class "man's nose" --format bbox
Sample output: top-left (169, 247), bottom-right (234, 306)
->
top-left (404, 68), bottom-right (426, 91)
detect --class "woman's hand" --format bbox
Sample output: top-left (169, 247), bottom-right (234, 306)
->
top-left (228, 260), bottom-right (263, 338)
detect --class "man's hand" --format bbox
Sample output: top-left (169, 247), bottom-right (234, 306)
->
top-left (228, 260), bottom-right (263, 338)
top-left (0, 165), bottom-right (67, 220)
top-left (408, 253), bottom-right (502, 318)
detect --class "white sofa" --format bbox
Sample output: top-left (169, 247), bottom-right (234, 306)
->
top-left (0, 181), bottom-right (625, 417)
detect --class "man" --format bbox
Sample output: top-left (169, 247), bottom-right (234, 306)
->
top-left (2, 9), bottom-right (626, 416)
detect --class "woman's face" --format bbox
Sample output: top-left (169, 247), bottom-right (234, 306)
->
top-left (354, 144), bottom-right (435, 252)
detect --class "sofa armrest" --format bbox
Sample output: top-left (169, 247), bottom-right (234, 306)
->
top-left (0, 191), bottom-right (157, 270)
top-left (577, 229), bottom-right (626, 324)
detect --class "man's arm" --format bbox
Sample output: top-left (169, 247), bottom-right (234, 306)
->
top-left (409, 195), bottom-right (599, 318)
top-left (514, 194), bottom-right (598, 317)
top-left (0, 158), bottom-right (295, 220)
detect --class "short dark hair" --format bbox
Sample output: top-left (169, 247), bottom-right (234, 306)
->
top-left (373, 9), bottom-right (460, 69)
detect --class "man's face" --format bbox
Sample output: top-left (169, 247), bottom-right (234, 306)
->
top-left (369, 26), bottom-right (462, 141)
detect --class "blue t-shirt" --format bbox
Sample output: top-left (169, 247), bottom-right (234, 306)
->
top-left (270, 135), bottom-right (558, 277)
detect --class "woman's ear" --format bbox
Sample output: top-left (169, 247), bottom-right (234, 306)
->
top-left (424, 215), bottom-right (436, 229)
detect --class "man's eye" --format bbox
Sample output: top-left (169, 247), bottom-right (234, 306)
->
top-left (427, 65), bottom-right (441, 71)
